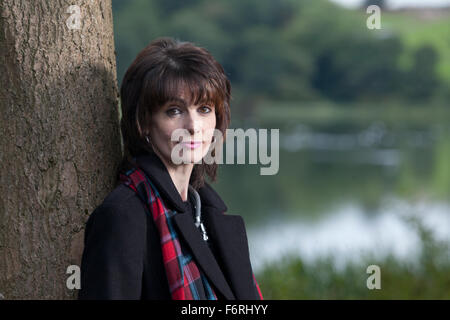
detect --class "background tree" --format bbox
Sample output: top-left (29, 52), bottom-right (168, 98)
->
top-left (402, 45), bottom-right (441, 101)
top-left (0, 0), bottom-right (121, 299)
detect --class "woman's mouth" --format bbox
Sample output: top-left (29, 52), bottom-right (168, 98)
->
top-left (180, 141), bottom-right (202, 149)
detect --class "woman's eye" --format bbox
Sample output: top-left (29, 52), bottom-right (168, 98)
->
top-left (199, 105), bottom-right (212, 114)
top-left (166, 107), bottom-right (181, 116)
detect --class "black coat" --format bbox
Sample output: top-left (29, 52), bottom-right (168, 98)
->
top-left (78, 152), bottom-right (261, 300)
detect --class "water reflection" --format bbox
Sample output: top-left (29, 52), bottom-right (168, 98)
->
top-left (248, 198), bottom-right (450, 273)
top-left (281, 122), bottom-right (439, 152)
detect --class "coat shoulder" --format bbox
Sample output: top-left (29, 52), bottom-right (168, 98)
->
top-left (84, 184), bottom-right (149, 242)
top-left (97, 184), bottom-right (147, 217)
top-left (80, 183), bottom-right (172, 300)
top-left (101, 183), bottom-right (142, 211)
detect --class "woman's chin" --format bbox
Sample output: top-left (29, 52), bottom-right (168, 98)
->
top-left (189, 151), bottom-right (207, 164)
top-left (171, 149), bottom-right (207, 165)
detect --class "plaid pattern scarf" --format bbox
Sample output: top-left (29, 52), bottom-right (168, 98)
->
top-left (119, 165), bottom-right (218, 300)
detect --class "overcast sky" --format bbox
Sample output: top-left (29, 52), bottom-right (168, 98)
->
top-left (330, 0), bottom-right (450, 9)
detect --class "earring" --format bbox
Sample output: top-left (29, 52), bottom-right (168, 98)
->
top-left (145, 135), bottom-right (151, 144)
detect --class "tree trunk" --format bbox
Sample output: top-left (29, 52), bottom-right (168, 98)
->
top-left (0, 0), bottom-right (121, 299)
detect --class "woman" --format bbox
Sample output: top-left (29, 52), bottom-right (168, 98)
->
top-left (78, 37), bottom-right (263, 300)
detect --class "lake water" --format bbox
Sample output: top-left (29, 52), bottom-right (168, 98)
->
top-left (215, 121), bottom-right (450, 272)
top-left (248, 198), bottom-right (450, 272)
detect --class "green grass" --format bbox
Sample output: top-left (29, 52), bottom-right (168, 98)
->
top-left (255, 216), bottom-right (450, 299)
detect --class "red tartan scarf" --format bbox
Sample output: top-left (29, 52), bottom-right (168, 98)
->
top-left (119, 165), bottom-right (218, 300)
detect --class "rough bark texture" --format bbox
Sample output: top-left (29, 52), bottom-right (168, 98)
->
top-left (0, 0), bottom-right (121, 299)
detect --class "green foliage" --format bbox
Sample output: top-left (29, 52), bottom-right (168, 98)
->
top-left (256, 216), bottom-right (450, 299)
top-left (383, 11), bottom-right (450, 86)
top-left (400, 45), bottom-right (441, 101)
top-left (111, 0), bottom-right (449, 106)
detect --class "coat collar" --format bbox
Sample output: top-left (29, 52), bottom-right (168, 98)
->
top-left (134, 152), bottom-right (259, 300)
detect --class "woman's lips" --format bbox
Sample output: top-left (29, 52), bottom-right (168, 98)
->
top-left (180, 141), bottom-right (202, 149)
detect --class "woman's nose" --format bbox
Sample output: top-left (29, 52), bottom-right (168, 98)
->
top-left (185, 111), bottom-right (201, 135)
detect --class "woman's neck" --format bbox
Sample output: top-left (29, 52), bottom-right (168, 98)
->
top-left (166, 163), bottom-right (194, 202)
top-left (152, 148), bottom-right (194, 202)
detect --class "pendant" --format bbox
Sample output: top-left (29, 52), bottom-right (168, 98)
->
top-left (200, 222), bottom-right (208, 241)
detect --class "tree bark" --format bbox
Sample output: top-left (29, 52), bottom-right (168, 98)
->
top-left (0, 0), bottom-right (121, 299)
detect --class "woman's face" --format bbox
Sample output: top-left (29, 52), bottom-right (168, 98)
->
top-left (148, 91), bottom-right (217, 167)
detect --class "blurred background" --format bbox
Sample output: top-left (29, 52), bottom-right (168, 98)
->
top-left (111, 0), bottom-right (450, 299)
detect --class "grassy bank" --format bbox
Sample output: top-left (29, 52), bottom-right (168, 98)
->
top-left (255, 216), bottom-right (450, 299)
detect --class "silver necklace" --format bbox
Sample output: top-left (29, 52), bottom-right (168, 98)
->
top-left (188, 185), bottom-right (209, 242)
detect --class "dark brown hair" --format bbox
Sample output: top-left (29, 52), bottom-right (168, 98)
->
top-left (117, 37), bottom-right (231, 189)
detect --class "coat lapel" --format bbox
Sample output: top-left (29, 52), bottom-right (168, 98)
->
top-left (202, 205), bottom-right (260, 300)
top-left (172, 193), bottom-right (259, 300)
top-left (135, 152), bottom-right (258, 300)
top-left (172, 210), bottom-right (236, 300)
